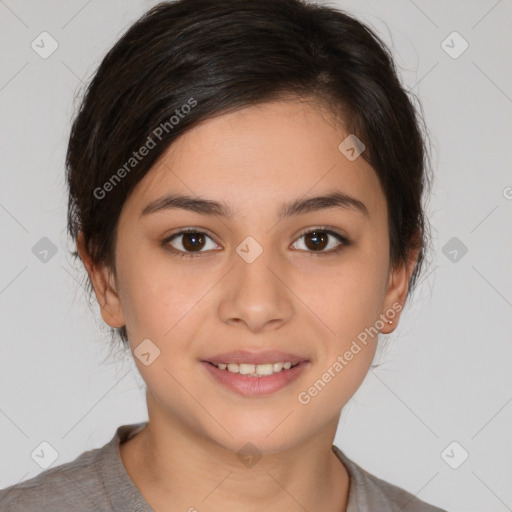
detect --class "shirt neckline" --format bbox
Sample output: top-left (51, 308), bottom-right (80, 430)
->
top-left (99, 422), bottom-right (154, 511)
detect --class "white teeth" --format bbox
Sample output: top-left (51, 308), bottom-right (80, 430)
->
top-left (273, 362), bottom-right (284, 372)
top-left (212, 361), bottom-right (297, 376)
top-left (239, 363), bottom-right (255, 375)
top-left (255, 364), bottom-right (274, 375)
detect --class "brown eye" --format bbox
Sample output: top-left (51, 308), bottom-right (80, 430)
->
top-left (165, 230), bottom-right (219, 256)
top-left (292, 227), bottom-right (349, 256)
top-left (181, 232), bottom-right (206, 252)
top-left (303, 230), bottom-right (329, 251)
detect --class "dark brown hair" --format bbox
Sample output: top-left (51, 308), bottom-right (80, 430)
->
top-left (66, 0), bottom-right (432, 348)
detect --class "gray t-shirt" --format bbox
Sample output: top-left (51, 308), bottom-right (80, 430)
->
top-left (0, 422), bottom-right (447, 511)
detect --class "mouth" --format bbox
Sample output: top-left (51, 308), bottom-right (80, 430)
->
top-left (201, 350), bottom-right (310, 396)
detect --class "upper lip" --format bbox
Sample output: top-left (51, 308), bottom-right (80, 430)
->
top-left (203, 350), bottom-right (309, 366)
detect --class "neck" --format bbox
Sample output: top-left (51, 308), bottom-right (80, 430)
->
top-left (120, 395), bottom-right (350, 512)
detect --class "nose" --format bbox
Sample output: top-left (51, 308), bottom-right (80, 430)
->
top-left (217, 247), bottom-right (294, 333)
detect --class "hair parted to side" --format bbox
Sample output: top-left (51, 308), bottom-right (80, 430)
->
top-left (66, 0), bottom-right (433, 349)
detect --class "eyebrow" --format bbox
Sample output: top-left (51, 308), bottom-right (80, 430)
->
top-left (140, 190), bottom-right (369, 220)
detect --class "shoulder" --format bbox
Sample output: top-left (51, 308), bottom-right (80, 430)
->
top-left (333, 445), bottom-right (448, 512)
top-left (0, 434), bottom-right (113, 512)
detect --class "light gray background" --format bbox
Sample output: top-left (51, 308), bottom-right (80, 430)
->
top-left (1, 1), bottom-right (511, 511)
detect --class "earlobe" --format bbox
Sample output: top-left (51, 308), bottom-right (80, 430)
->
top-left (97, 270), bottom-right (126, 328)
top-left (380, 249), bottom-right (419, 334)
top-left (76, 232), bottom-right (125, 329)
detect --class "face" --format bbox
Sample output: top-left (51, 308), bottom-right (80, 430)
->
top-left (81, 98), bottom-right (412, 454)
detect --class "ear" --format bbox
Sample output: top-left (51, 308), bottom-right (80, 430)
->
top-left (76, 231), bottom-right (125, 329)
top-left (379, 247), bottom-right (420, 334)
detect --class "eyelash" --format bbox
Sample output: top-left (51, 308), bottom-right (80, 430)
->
top-left (162, 226), bottom-right (350, 259)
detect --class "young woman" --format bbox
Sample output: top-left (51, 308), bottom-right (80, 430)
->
top-left (0, 0), bottom-right (447, 510)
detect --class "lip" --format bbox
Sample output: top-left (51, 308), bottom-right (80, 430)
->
top-left (202, 350), bottom-right (309, 366)
top-left (201, 360), bottom-right (310, 396)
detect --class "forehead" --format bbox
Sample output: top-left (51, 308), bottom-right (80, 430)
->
top-left (123, 99), bottom-right (386, 222)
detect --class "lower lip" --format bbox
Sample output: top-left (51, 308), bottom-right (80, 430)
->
top-left (201, 361), bottom-right (309, 396)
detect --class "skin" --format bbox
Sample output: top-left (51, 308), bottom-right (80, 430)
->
top-left (78, 98), bottom-right (418, 512)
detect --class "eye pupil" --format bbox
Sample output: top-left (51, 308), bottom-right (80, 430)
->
top-left (305, 231), bottom-right (328, 251)
top-left (183, 232), bottom-right (205, 251)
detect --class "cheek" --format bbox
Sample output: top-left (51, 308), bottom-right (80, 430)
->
top-left (116, 249), bottom-right (214, 343)
top-left (295, 251), bottom-right (388, 340)
top-left (289, 247), bottom-right (388, 409)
